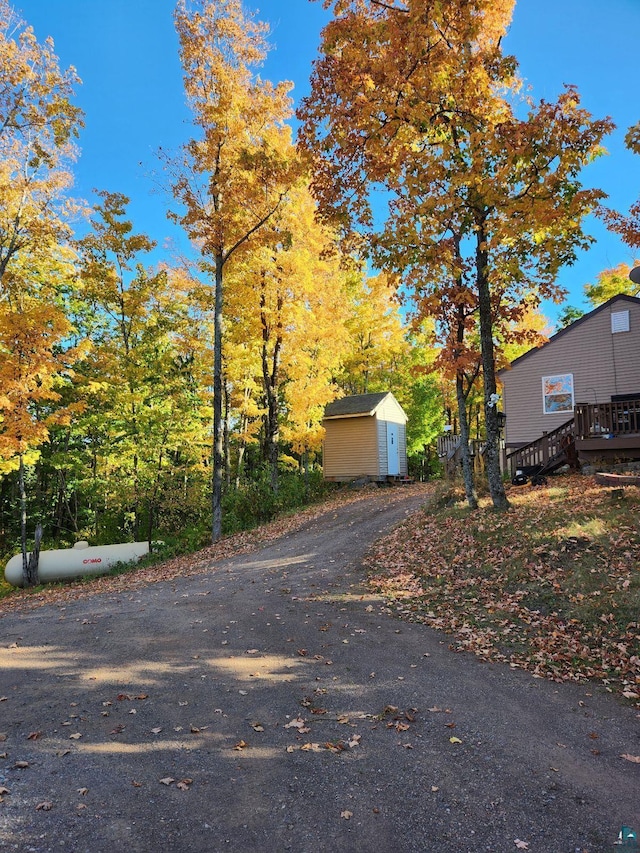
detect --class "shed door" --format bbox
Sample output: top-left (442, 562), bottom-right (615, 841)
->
top-left (386, 423), bottom-right (400, 476)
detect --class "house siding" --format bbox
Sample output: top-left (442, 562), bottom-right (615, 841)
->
top-left (500, 297), bottom-right (640, 446)
top-left (398, 423), bottom-right (408, 476)
top-left (323, 416), bottom-right (379, 480)
top-left (375, 395), bottom-right (408, 424)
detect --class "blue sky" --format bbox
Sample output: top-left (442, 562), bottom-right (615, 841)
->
top-left (16, 0), bottom-right (640, 325)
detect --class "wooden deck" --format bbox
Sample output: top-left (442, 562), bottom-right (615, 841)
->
top-left (506, 397), bottom-right (640, 474)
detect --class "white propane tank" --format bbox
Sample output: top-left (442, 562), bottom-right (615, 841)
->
top-left (4, 541), bottom-right (149, 587)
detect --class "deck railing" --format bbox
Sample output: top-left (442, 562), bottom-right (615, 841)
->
top-left (575, 399), bottom-right (640, 439)
top-left (506, 417), bottom-right (575, 473)
top-left (437, 434), bottom-right (461, 457)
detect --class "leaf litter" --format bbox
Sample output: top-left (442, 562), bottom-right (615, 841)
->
top-left (365, 475), bottom-right (639, 704)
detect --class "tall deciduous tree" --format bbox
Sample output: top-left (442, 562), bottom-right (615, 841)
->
top-left (299, 0), bottom-right (613, 509)
top-left (224, 181), bottom-right (349, 491)
top-left (0, 1), bottom-right (83, 581)
top-left (77, 192), bottom-right (210, 542)
top-left (168, 0), bottom-right (301, 540)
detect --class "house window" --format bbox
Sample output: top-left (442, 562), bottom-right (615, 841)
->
top-left (542, 374), bottom-right (574, 414)
top-left (611, 310), bottom-right (630, 333)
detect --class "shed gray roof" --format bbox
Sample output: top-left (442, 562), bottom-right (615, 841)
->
top-left (324, 392), bottom-right (390, 418)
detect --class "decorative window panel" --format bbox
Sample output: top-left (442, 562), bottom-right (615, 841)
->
top-left (542, 373), bottom-right (574, 414)
top-left (611, 310), bottom-right (630, 333)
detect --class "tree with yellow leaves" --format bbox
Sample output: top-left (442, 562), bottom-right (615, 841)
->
top-left (224, 181), bottom-right (350, 492)
top-left (0, 0), bottom-right (83, 582)
top-left (168, 0), bottom-right (302, 540)
top-left (338, 269), bottom-right (410, 396)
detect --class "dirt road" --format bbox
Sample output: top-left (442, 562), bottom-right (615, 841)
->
top-left (1, 486), bottom-right (638, 852)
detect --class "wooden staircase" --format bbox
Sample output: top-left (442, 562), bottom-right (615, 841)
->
top-left (506, 417), bottom-right (578, 476)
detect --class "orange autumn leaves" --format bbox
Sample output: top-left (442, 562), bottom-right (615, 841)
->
top-left (365, 476), bottom-right (639, 704)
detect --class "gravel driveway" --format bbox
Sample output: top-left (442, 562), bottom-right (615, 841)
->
top-left (0, 486), bottom-right (638, 852)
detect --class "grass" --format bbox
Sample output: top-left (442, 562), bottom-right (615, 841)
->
top-left (365, 473), bottom-right (640, 704)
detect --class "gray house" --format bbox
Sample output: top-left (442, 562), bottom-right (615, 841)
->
top-left (322, 392), bottom-right (408, 482)
top-left (499, 294), bottom-right (640, 472)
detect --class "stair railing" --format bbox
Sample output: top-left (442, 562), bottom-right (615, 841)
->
top-left (506, 417), bottom-right (575, 474)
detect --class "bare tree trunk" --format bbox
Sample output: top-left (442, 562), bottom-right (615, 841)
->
top-left (19, 455), bottom-right (41, 586)
top-left (456, 371), bottom-right (478, 509)
top-left (260, 274), bottom-right (282, 496)
top-left (450, 281), bottom-right (478, 510)
top-left (27, 523), bottom-right (43, 586)
top-left (212, 253), bottom-right (225, 541)
top-left (476, 223), bottom-right (509, 510)
top-left (235, 408), bottom-right (249, 489)
top-left (223, 378), bottom-right (231, 489)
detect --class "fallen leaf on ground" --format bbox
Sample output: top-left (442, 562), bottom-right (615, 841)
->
top-left (150, 727), bottom-right (162, 734)
top-left (284, 718), bottom-right (308, 731)
top-left (35, 801), bottom-right (53, 811)
top-left (234, 740), bottom-right (248, 750)
top-left (514, 841), bottom-right (529, 850)
top-left (449, 737), bottom-right (462, 744)
top-left (27, 731), bottom-right (42, 740)
top-left (14, 761), bottom-right (29, 769)
top-left (176, 778), bottom-right (193, 791)
top-left (621, 754), bottom-right (640, 763)
top-left (159, 777), bottom-right (175, 785)
top-left (77, 788), bottom-right (88, 796)
top-left (0, 786), bottom-right (9, 795)
top-left (341, 810), bottom-right (353, 819)
top-left (69, 733), bottom-right (82, 740)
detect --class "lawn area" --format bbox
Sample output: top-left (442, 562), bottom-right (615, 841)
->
top-left (365, 473), bottom-right (640, 705)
